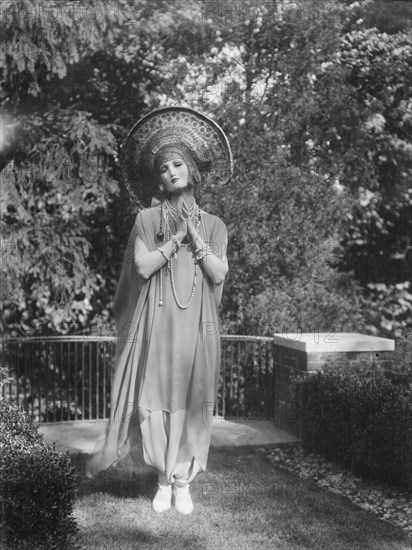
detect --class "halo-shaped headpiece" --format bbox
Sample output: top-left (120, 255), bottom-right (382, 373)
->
top-left (120, 106), bottom-right (233, 209)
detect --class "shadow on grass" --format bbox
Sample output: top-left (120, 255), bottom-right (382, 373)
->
top-left (70, 446), bottom-right (411, 550)
top-left (82, 524), bottom-right (207, 550)
top-left (70, 452), bottom-right (157, 500)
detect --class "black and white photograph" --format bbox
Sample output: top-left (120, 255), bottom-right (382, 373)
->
top-left (1, 1), bottom-right (411, 548)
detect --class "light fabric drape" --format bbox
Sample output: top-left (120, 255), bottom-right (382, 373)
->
top-left (86, 204), bottom-right (227, 484)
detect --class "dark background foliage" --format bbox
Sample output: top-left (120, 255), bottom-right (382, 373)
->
top-left (1, 0), bottom-right (411, 338)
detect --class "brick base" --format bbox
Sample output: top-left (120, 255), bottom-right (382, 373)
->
top-left (272, 333), bottom-right (395, 436)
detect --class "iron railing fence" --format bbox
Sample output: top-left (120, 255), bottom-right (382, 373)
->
top-left (0, 335), bottom-right (274, 423)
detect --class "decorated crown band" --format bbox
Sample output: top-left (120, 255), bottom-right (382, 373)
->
top-left (120, 106), bottom-right (233, 209)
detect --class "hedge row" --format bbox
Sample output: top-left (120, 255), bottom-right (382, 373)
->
top-left (0, 401), bottom-right (79, 549)
top-left (294, 360), bottom-right (412, 491)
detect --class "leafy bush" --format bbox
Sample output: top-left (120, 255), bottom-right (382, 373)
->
top-left (294, 361), bottom-right (412, 491)
top-left (388, 333), bottom-right (412, 381)
top-left (0, 400), bottom-right (79, 549)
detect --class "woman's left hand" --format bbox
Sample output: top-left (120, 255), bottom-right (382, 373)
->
top-left (177, 196), bottom-right (228, 285)
top-left (180, 199), bottom-right (198, 240)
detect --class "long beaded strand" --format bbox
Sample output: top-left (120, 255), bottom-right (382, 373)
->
top-left (169, 255), bottom-right (198, 310)
top-left (157, 199), bottom-right (207, 310)
top-left (157, 200), bottom-right (206, 310)
top-left (158, 203), bottom-right (165, 306)
top-left (168, 213), bottom-right (205, 310)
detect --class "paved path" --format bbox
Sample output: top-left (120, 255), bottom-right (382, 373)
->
top-left (40, 418), bottom-right (298, 455)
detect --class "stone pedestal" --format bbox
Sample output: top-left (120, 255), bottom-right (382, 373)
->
top-left (272, 332), bottom-right (395, 435)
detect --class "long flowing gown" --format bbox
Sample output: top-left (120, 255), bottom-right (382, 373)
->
top-left (86, 204), bottom-right (228, 485)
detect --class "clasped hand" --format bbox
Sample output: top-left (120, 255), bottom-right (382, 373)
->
top-left (174, 197), bottom-right (197, 243)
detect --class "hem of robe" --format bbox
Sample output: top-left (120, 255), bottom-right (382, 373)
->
top-left (85, 405), bottom-right (214, 479)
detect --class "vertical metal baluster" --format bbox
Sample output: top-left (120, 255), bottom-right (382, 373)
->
top-left (245, 339), bottom-right (248, 415)
top-left (16, 340), bottom-right (19, 404)
top-left (99, 340), bottom-right (106, 418)
top-left (250, 340), bottom-right (254, 418)
top-left (29, 341), bottom-right (33, 418)
top-left (5, 339), bottom-right (7, 401)
top-left (0, 339), bottom-right (3, 401)
top-left (254, 340), bottom-right (259, 416)
top-left (46, 340), bottom-right (52, 422)
top-left (89, 342), bottom-right (92, 420)
top-left (64, 340), bottom-right (67, 421)
top-left (217, 336), bottom-right (222, 417)
top-left (244, 339), bottom-right (248, 417)
top-left (9, 341), bottom-right (13, 402)
top-left (74, 342), bottom-right (78, 421)
top-left (258, 341), bottom-right (262, 419)
top-left (11, 340), bottom-right (13, 402)
top-left (110, 339), bottom-right (115, 419)
top-left (81, 342), bottom-right (85, 421)
top-left (96, 341), bottom-right (99, 420)
top-left (269, 341), bottom-right (273, 419)
top-left (0, 339), bottom-right (2, 400)
top-left (39, 342), bottom-right (43, 421)
top-left (1, 339), bottom-right (4, 401)
top-left (221, 337), bottom-right (226, 419)
top-left (59, 342), bottom-right (63, 422)
top-left (31, 342), bottom-right (36, 420)
top-left (52, 342), bottom-right (56, 422)
top-left (16, 342), bottom-right (21, 410)
top-left (43, 341), bottom-right (47, 422)
top-left (48, 341), bottom-right (52, 422)
top-left (250, 339), bottom-right (254, 417)
top-left (7, 341), bottom-right (11, 402)
top-left (106, 340), bottom-right (111, 421)
top-left (102, 341), bottom-right (107, 420)
top-left (220, 337), bottom-right (225, 417)
top-left (265, 342), bottom-right (270, 419)
top-left (272, 338), bottom-right (276, 416)
top-left (217, 337), bottom-right (221, 416)
top-left (229, 340), bottom-right (234, 418)
top-left (23, 341), bottom-right (28, 415)
top-left (239, 341), bottom-right (247, 416)
top-left (66, 341), bottom-right (70, 421)
top-left (237, 339), bottom-right (241, 416)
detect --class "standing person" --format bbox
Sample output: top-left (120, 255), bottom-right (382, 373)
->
top-left (86, 107), bottom-right (233, 514)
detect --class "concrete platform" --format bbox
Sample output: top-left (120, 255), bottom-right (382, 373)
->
top-left (40, 418), bottom-right (298, 455)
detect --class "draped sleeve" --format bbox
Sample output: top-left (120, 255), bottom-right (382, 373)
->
top-left (112, 209), bottom-right (155, 361)
top-left (203, 213), bottom-right (228, 307)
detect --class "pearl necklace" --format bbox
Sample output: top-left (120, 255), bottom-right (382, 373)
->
top-left (164, 197), bottom-right (197, 224)
top-left (158, 200), bottom-right (207, 310)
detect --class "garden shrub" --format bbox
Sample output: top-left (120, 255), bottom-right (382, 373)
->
top-left (386, 333), bottom-right (412, 383)
top-left (0, 400), bottom-right (79, 549)
top-left (294, 360), bottom-right (412, 491)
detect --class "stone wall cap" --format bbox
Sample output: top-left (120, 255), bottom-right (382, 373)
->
top-left (272, 332), bottom-right (395, 353)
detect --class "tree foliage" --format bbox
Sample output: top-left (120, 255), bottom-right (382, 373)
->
top-left (1, 0), bottom-right (411, 337)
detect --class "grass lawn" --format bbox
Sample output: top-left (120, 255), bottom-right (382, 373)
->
top-left (73, 446), bottom-right (411, 550)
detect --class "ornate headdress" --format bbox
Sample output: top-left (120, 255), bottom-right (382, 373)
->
top-left (120, 106), bottom-right (233, 209)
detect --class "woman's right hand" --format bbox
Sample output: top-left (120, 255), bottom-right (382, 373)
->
top-left (175, 198), bottom-right (188, 242)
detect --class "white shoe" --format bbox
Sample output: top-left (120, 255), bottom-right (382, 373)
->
top-left (173, 484), bottom-right (193, 514)
top-left (152, 484), bottom-right (172, 513)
